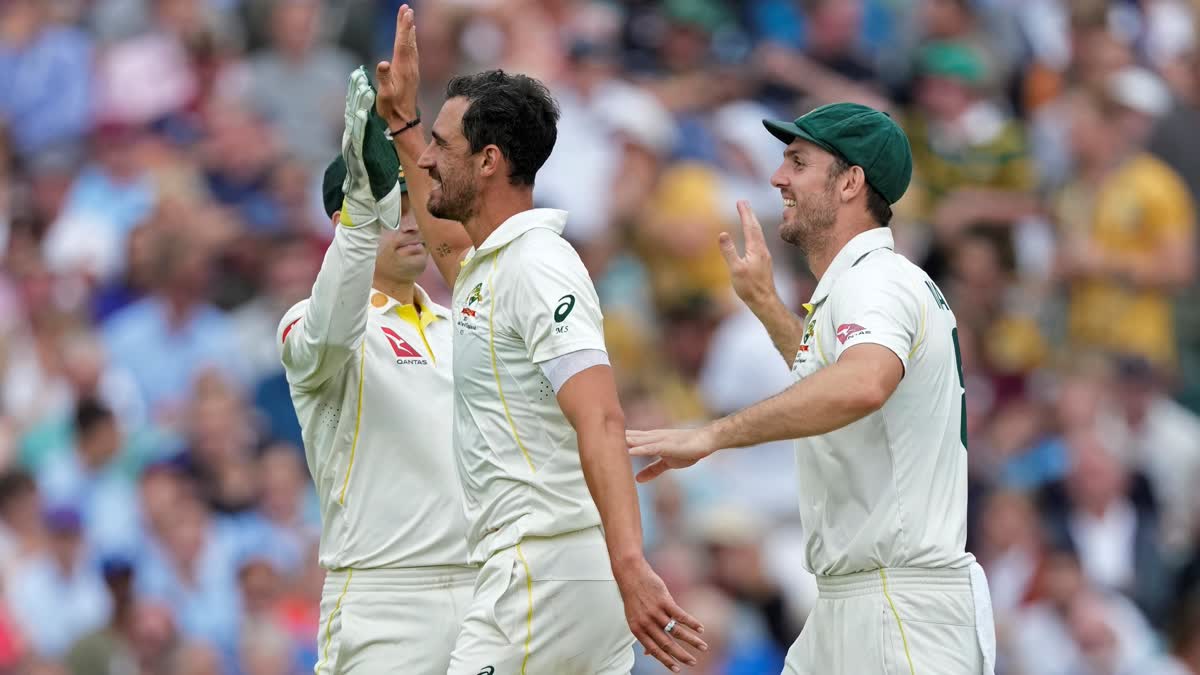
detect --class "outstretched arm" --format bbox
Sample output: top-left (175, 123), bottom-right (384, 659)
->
top-left (374, 4), bottom-right (473, 288)
top-left (280, 69), bottom-right (397, 390)
top-left (627, 344), bottom-right (903, 482)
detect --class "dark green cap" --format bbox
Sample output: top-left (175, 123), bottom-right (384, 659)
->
top-left (320, 157), bottom-right (408, 219)
top-left (917, 41), bottom-right (985, 85)
top-left (763, 102), bottom-right (913, 204)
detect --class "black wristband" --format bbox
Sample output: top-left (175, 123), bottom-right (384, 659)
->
top-left (385, 117), bottom-right (421, 140)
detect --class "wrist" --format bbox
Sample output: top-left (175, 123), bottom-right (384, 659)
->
top-left (610, 550), bottom-right (648, 576)
top-left (702, 421), bottom-right (726, 453)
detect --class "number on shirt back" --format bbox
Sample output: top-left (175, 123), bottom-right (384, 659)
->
top-left (926, 281), bottom-right (967, 451)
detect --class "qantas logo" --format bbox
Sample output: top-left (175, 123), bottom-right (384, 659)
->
top-left (380, 327), bottom-right (428, 365)
top-left (835, 323), bottom-right (869, 344)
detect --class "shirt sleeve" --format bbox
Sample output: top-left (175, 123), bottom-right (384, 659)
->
top-left (827, 263), bottom-right (923, 372)
top-left (508, 232), bottom-right (607, 364)
top-left (277, 220), bottom-right (380, 390)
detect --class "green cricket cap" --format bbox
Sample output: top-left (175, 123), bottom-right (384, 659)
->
top-left (763, 102), bottom-right (913, 204)
top-left (917, 41), bottom-right (986, 85)
top-left (321, 157), bottom-right (408, 219)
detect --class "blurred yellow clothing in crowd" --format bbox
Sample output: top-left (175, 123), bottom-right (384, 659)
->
top-left (631, 163), bottom-right (731, 309)
top-left (901, 112), bottom-right (1035, 222)
top-left (1057, 154), bottom-right (1196, 367)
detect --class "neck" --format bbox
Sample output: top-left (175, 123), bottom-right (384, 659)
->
top-left (464, 187), bottom-right (536, 249)
top-left (373, 277), bottom-right (415, 306)
top-left (807, 218), bottom-right (876, 281)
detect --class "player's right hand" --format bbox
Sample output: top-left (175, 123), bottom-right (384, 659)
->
top-left (340, 67), bottom-right (402, 230)
top-left (720, 200), bottom-right (779, 309)
top-left (375, 4), bottom-right (421, 131)
top-left (614, 557), bottom-right (706, 672)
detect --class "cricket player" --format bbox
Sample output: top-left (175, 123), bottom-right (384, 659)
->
top-left (278, 69), bottom-right (474, 674)
top-left (371, 6), bottom-right (706, 674)
top-left (627, 103), bottom-right (997, 675)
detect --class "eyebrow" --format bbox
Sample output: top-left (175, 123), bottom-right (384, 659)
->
top-left (430, 130), bottom-right (447, 146)
top-left (785, 149), bottom-right (808, 161)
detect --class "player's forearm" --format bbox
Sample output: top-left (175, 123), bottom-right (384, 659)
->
top-left (391, 127), bottom-right (473, 287)
top-left (708, 358), bottom-right (886, 449)
top-left (306, 223), bottom-right (380, 347)
top-left (576, 408), bottom-right (648, 566)
top-left (282, 223), bottom-right (379, 384)
top-left (746, 293), bottom-right (806, 365)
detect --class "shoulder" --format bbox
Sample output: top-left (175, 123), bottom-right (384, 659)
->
top-left (276, 299), bottom-right (311, 342)
top-left (505, 228), bottom-right (588, 281)
top-left (1127, 155), bottom-right (1191, 198)
top-left (831, 251), bottom-right (926, 311)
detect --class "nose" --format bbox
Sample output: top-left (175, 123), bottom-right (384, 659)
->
top-left (399, 217), bottom-right (419, 235)
top-left (770, 162), bottom-right (788, 189)
top-left (417, 143), bottom-right (434, 170)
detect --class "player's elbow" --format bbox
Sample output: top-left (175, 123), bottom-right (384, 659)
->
top-left (851, 377), bottom-right (892, 414)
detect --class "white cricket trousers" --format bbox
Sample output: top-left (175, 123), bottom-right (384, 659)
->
top-left (313, 564), bottom-right (477, 674)
top-left (783, 564), bottom-right (996, 675)
top-left (446, 526), bottom-right (636, 674)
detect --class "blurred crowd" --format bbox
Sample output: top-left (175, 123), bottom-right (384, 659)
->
top-left (1, 0), bottom-right (1200, 673)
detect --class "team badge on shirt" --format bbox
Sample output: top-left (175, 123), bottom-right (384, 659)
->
top-left (458, 283), bottom-right (484, 334)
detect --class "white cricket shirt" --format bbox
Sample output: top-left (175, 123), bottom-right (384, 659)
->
top-left (451, 209), bottom-right (607, 564)
top-left (278, 221), bottom-right (471, 570)
top-left (791, 227), bottom-right (975, 576)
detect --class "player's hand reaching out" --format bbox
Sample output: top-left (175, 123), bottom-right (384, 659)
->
top-left (720, 201), bottom-right (779, 309)
top-left (614, 556), bottom-right (706, 672)
top-left (626, 427), bottom-right (718, 483)
top-left (375, 4), bottom-right (421, 131)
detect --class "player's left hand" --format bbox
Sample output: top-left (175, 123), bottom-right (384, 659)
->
top-left (613, 556), bottom-right (706, 673)
top-left (626, 427), bottom-right (717, 483)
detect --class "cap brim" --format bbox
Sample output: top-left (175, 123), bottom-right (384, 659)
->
top-left (762, 119), bottom-right (833, 155)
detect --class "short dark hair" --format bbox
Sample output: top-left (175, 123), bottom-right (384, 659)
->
top-left (445, 70), bottom-right (560, 186)
top-left (828, 155), bottom-right (893, 227)
top-left (0, 469), bottom-right (35, 511)
top-left (75, 397), bottom-right (114, 436)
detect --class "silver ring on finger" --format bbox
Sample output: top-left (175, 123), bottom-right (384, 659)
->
top-left (664, 618), bottom-right (677, 635)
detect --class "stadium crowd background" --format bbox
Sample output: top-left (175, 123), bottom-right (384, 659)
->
top-left (1, 0), bottom-right (1200, 673)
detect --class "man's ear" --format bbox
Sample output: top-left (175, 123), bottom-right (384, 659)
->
top-left (479, 145), bottom-right (504, 179)
top-left (840, 165), bottom-right (868, 203)
top-left (332, 211), bottom-right (342, 226)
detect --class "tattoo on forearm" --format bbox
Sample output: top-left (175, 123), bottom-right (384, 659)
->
top-left (434, 243), bottom-right (453, 257)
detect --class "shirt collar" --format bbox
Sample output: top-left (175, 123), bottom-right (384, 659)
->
top-left (808, 227), bottom-right (894, 307)
top-left (471, 208), bottom-right (568, 257)
top-left (368, 284), bottom-right (450, 323)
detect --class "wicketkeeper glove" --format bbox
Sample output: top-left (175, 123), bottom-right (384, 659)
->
top-left (339, 66), bottom-right (404, 230)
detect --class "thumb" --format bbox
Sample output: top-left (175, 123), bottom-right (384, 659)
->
top-left (717, 232), bottom-right (741, 269)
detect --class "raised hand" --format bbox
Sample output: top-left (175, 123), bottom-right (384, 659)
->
top-left (340, 67), bottom-right (402, 230)
top-left (719, 200), bottom-right (779, 309)
top-left (375, 4), bottom-right (421, 130)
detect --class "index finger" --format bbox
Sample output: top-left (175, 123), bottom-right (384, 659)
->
top-left (391, 4), bottom-right (416, 64)
top-left (736, 200), bottom-right (769, 252)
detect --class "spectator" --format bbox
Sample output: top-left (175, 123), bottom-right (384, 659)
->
top-left (5, 508), bottom-right (111, 658)
top-left (238, 0), bottom-right (355, 170)
top-left (1055, 78), bottom-right (1196, 371)
top-left (38, 398), bottom-right (141, 559)
top-left (0, 0), bottom-right (92, 158)
top-left (1038, 429), bottom-right (1171, 625)
top-left (101, 231), bottom-right (246, 424)
top-left (64, 557), bottom-right (136, 675)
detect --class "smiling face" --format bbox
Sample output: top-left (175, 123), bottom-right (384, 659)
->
top-left (418, 97), bottom-right (480, 223)
top-left (769, 138), bottom-right (842, 254)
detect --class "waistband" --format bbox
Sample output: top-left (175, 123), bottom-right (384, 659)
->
top-left (512, 525), bottom-right (605, 553)
top-left (817, 567), bottom-right (972, 599)
top-left (323, 564), bottom-right (478, 592)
